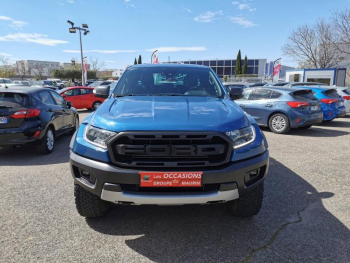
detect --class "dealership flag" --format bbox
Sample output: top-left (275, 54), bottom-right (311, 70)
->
top-left (273, 58), bottom-right (281, 82)
top-left (152, 50), bottom-right (158, 64)
top-left (83, 57), bottom-right (88, 84)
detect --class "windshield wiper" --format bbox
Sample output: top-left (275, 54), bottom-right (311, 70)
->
top-left (0, 106), bottom-right (13, 109)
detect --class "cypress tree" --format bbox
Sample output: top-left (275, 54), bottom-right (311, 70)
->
top-left (242, 55), bottom-right (248, 74)
top-left (138, 55), bottom-right (142, 64)
top-left (235, 50), bottom-right (242, 76)
top-left (134, 58), bottom-right (137, 65)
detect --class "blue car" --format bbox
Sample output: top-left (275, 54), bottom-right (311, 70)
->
top-left (237, 87), bottom-right (323, 133)
top-left (294, 86), bottom-right (346, 122)
top-left (69, 64), bottom-right (270, 218)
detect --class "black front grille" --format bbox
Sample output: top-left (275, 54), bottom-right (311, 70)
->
top-left (121, 183), bottom-right (220, 192)
top-left (107, 132), bottom-right (233, 168)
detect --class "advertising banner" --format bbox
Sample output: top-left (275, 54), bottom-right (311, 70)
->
top-left (273, 58), bottom-right (281, 82)
top-left (151, 50), bottom-right (158, 64)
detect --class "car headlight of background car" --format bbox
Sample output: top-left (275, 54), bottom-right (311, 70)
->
top-left (84, 124), bottom-right (116, 148)
top-left (226, 125), bottom-right (256, 149)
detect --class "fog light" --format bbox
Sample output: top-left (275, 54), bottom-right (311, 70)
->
top-left (244, 168), bottom-right (261, 183)
top-left (79, 169), bottom-right (96, 184)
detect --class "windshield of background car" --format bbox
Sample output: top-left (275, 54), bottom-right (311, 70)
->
top-left (292, 90), bottom-right (317, 100)
top-left (323, 89), bottom-right (340, 98)
top-left (0, 93), bottom-right (30, 108)
top-left (88, 81), bottom-right (103, 88)
top-left (342, 88), bottom-right (350, 95)
top-left (114, 67), bottom-right (224, 97)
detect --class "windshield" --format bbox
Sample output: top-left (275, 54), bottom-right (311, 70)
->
top-left (114, 67), bottom-right (224, 97)
top-left (88, 81), bottom-right (103, 88)
top-left (343, 88), bottom-right (350, 95)
top-left (0, 93), bottom-right (30, 108)
top-left (323, 89), bottom-right (340, 98)
top-left (292, 90), bottom-right (317, 100)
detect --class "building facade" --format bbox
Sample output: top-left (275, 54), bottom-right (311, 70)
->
top-left (112, 69), bottom-right (124, 78)
top-left (16, 60), bottom-right (61, 76)
top-left (285, 68), bottom-right (346, 86)
top-left (165, 59), bottom-right (267, 78)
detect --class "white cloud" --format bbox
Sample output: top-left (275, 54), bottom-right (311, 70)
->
top-left (232, 1), bottom-right (256, 12)
top-left (0, 15), bottom-right (28, 29)
top-left (185, 8), bottom-right (193, 13)
top-left (124, 0), bottom-right (131, 2)
top-left (105, 60), bottom-right (116, 63)
top-left (0, 16), bottom-right (12, 21)
top-left (146, 47), bottom-right (206, 52)
top-left (0, 33), bottom-right (68, 46)
top-left (238, 4), bottom-right (249, 10)
top-left (0, 52), bottom-right (12, 57)
top-left (63, 49), bottom-right (137, 54)
top-left (67, 0), bottom-right (75, 3)
top-left (194, 11), bottom-right (223, 23)
top-left (229, 16), bottom-right (257, 27)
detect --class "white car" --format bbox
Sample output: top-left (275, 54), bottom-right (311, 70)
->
top-left (335, 86), bottom-right (350, 114)
top-left (0, 78), bottom-right (17, 88)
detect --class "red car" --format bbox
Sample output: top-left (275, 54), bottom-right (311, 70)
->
top-left (59, 87), bottom-right (105, 110)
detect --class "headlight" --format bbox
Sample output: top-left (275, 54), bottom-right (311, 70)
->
top-left (225, 125), bottom-right (256, 149)
top-left (84, 124), bottom-right (116, 148)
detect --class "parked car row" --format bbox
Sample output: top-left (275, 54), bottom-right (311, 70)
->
top-left (223, 82), bottom-right (349, 134)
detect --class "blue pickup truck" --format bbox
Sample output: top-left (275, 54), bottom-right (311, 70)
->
top-left (70, 64), bottom-right (269, 218)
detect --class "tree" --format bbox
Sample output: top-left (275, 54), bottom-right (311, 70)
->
top-left (332, 8), bottom-right (350, 56)
top-left (134, 58), bottom-right (137, 65)
top-left (282, 19), bottom-right (342, 68)
top-left (138, 55), bottom-right (142, 64)
top-left (242, 55), bottom-right (248, 74)
top-left (32, 64), bottom-right (46, 80)
top-left (90, 56), bottom-right (105, 73)
top-left (15, 60), bottom-right (30, 80)
top-left (0, 57), bottom-right (15, 78)
top-left (235, 50), bottom-right (242, 76)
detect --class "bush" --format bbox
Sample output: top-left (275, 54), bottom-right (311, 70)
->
top-left (236, 74), bottom-right (258, 77)
top-left (52, 69), bottom-right (97, 79)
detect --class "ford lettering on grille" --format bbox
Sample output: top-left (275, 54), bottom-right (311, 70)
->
top-left (116, 144), bottom-right (225, 156)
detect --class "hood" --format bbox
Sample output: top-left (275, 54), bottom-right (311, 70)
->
top-left (90, 96), bottom-right (250, 132)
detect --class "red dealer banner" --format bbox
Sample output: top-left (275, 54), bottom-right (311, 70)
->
top-left (139, 172), bottom-right (203, 187)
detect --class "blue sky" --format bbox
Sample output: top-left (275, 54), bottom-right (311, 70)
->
top-left (0, 0), bottom-right (349, 69)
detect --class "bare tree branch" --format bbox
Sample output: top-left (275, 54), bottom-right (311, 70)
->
top-left (282, 20), bottom-right (342, 68)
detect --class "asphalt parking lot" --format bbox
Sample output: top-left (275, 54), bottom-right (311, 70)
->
top-left (1, 111), bottom-right (349, 263)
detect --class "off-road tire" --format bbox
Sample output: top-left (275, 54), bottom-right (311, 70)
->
top-left (268, 113), bottom-right (291, 134)
top-left (74, 184), bottom-right (111, 218)
top-left (227, 182), bottom-right (264, 217)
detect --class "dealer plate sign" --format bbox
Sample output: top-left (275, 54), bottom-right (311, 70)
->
top-left (139, 172), bottom-right (203, 187)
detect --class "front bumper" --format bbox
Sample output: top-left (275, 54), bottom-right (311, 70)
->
top-left (70, 149), bottom-right (269, 205)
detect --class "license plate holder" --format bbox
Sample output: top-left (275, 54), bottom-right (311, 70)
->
top-left (0, 117), bottom-right (8, 124)
top-left (310, 106), bottom-right (319, 111)
top-left (139, 172), bottom-right (203, 187)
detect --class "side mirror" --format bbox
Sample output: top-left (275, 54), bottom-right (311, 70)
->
top-left (67, 101), bottom-right (72, 108)
top-left (61, 93), bottom-right (66, 97)
top-left (228, 86), bottom-right (243, 100)
top-left (94, 85), bottom-right (110, 99)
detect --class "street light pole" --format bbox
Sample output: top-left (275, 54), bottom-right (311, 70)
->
top-left (67, 20), bottom-right (90, 86)
top-left (79, 30), bottom-right (85, 86)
